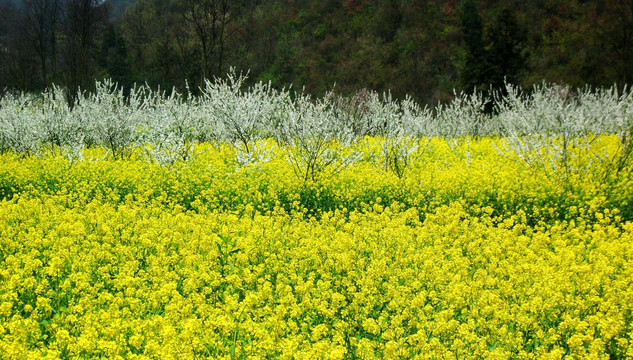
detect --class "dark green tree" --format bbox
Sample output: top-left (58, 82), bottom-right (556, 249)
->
top-left (62, 0), bottom-right (109, 99)
top-left (487, 8), bottom-right (526, 90)
top-left (100, 25), bottom-right (132, 88)
top-left (459, 0), bottom-right (488, 93)
top-left (594, 0), bottom-right (633, 85)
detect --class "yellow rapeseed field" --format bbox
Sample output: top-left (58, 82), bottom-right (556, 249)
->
top-left (1, 137), bottom-right (632, 359)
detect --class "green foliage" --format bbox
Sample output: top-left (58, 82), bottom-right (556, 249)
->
top-left (487, 8), bottom-right (526, 89)
top-left (0, 0), bottom-right (631, 104)
top-left (459, 0), bottom-right (487, 93)
top-left (100, 25), bottom-right (132, 89)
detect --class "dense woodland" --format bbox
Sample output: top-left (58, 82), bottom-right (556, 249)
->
top-left (0, 0), bottom-right (631, 104)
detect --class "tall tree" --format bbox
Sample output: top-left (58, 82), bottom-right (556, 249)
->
top-left (0, 1), bottom-right (39, 91)
top-left (22, 0), bottom-right (63, 85)
top-left (487, 8), bottom-right (526, 89)
top-left (100, 24), bottom-right (131, 87)
top-left (593, 0), bottom-right (633, 85)
top-left (459, 0), bottom-right (488, 92)
top-left (63, 0), bottom-right (108, 96)
top-left (180, 0), bottom-right (237, 81)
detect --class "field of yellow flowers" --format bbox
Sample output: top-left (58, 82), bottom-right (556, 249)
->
top-left (1, 137), bottom-right (632, 359)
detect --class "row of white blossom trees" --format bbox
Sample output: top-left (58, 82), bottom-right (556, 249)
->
top-left (1, 72), bottom-right (632, 182)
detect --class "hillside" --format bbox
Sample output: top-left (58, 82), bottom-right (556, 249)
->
top-left (1, 0), bottom-right (631, 105)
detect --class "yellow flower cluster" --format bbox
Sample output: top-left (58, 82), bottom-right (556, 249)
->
top-left (1, 136), bottom-right (632, 358)
top-left (1, 136), bottom-right (630, 223)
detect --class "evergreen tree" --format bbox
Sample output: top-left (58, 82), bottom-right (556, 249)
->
top-left (488, 8), bottom-right (526, 90)
top-left (460, 0), bottom-right (488, 93)
top-left (101, 25), bottom-right (131, 88)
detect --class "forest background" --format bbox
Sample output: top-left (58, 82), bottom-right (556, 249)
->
top-left (0, 0), bottom-right (631, 105)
